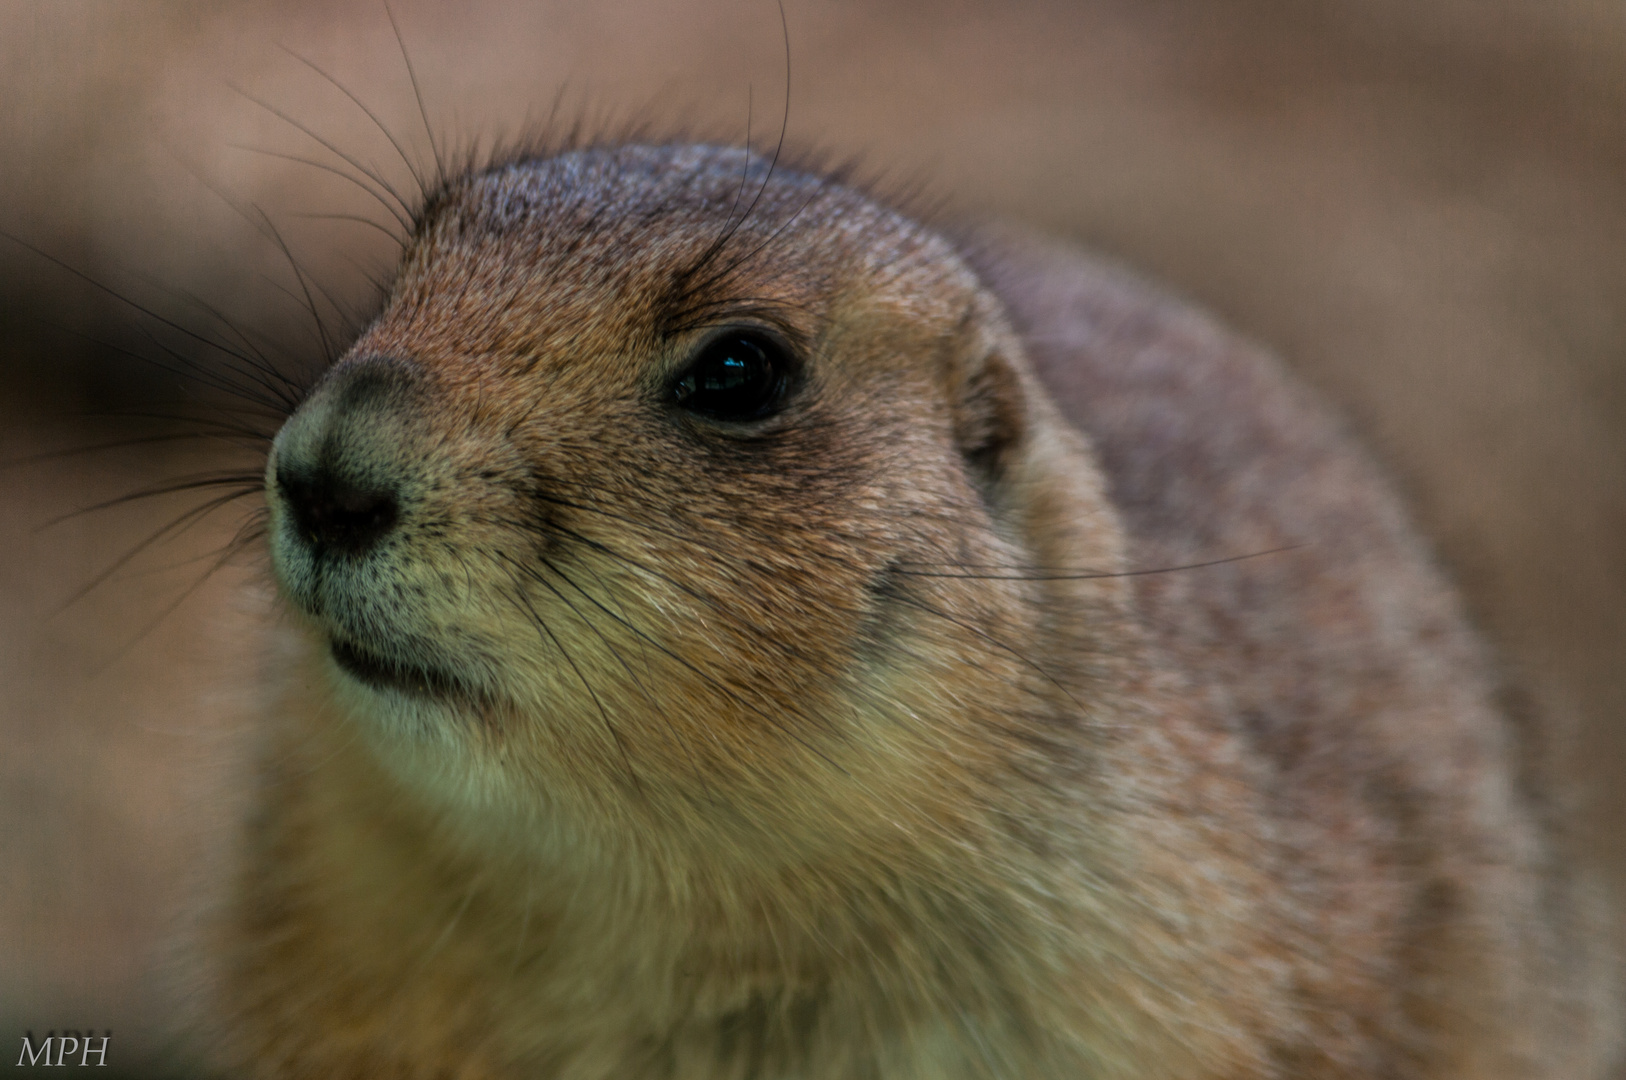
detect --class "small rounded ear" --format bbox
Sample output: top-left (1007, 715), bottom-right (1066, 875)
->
top-left (948, 320), bottom-right (1028, 496)
top-left (953, 350), bottom-right (1024, 481)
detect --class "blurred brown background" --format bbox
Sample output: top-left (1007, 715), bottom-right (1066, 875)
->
top-left (1, 1), bottom-right (1622, 1075)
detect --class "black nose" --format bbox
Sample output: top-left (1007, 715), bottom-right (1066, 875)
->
top-left (277, 463), bottom-right (400, 558)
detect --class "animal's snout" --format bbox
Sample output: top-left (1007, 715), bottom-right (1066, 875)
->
top-left (277, 463), bottom-right (399, 558)
top-left (270, 354), bottom-right (424, 561)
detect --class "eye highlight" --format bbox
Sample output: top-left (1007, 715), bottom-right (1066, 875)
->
top-left (669, 330), bottom-right (793, 421)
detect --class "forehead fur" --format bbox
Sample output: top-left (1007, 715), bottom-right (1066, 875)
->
top-left (376, 144), bottom-right (970, 364)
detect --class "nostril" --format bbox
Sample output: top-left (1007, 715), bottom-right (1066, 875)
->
top-left (277, 463), bottom-right (400, 558)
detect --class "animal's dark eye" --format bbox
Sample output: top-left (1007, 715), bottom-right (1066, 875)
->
top-left (670, 331), bottom-right (791, 421)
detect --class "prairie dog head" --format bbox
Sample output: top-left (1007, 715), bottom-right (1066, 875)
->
top-left (264, 144), bottom-right (1126, 865)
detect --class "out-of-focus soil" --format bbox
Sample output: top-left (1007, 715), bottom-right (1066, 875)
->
top-left (1, 0), bottom-right (1621, 1072)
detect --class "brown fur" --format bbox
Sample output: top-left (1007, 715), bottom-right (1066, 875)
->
top-left (215, 143), bottom-right (1620, 1077)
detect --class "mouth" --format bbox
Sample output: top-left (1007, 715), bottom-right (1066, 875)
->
top-left (330, 636), bottom-right (466, 701)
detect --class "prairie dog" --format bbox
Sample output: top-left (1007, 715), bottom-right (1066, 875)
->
top-left (222, 142), bottom-right (1620, 1077)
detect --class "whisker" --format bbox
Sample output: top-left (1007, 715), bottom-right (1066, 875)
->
top-left (0, 230), bottom-right (304, 413)
top-left (53, 486), bottom-right (263, 613)
top-left (1, 430), bottom-right (267, 469)
top-left (726, 87), bottom-right (753, 239)
top-left (92, 531), bottom-right (260, 673)
top-left (499, 539), bottom-right (844, 772)
top-left (671, 3), bottom-right (793, 306)
top-left (878, 586), bottom-right (1084, 715)
top-left (109, 254), bottom-right (310, 403)
top-left (545, 532), bottom-right (654, 676)
top-left (104, 520), bottom-right (266, 582)
top-left (41, 472), bottom-right (265, 529)
top-left (529, 550), bottom-right (715, 789)
top-left (225, 143), bottom-right (414, 232)
top-left (495, 557), bottom-right (644, 797)
top-left (499, 511), bottom-right (828, 669)
top-left (278, 43), bottom-right (430, 202)
top-left (132, 319), bottom-right (299, 414)
top-left (161, 286), bottom-right (298, 387)
top-left (297, 211), bottom-right (408, 251)
top-left (384, 0), bottom-right (446, 188)
top-left (892, 547), bottom-right (1304, 581)
top-left (339, 252), bottom-right (396, 298)
top-left (227, 82), bottom-right (418, 223)
top-left (249, 205), bottom-right (339, 363)
top-left (76, 405), bottom-right (282, 432)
